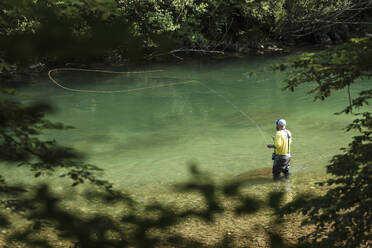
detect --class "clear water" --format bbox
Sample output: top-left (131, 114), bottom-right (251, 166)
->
top-left (6, 56), bottom-right (371, 196)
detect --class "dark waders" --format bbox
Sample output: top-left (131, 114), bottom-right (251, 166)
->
top-left (272, 154), bottom-right (290, 180)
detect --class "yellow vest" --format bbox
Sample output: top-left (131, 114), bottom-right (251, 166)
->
top-left (274, 130), bottom-right (292, 155)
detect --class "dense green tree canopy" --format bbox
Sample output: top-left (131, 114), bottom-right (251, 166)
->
top-left (0, 0), bottom-right (367, 68)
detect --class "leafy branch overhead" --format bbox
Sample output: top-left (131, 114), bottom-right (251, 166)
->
top-left (0, 89), bottom-right (115, 191)
top-left (273, 37), bottom-right (372, 113)
top-left (273, 37), bottom-right (371, 248)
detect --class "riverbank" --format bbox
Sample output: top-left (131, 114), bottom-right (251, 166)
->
top-left (0, 41), bottom-right (329, 87)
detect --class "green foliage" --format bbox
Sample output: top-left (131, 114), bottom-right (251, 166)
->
top-left (273, 38), bottom-right (372, 247)
top-left (0, 0), bottom-right (137, 64)
top-left (169, 0), bottom-right (284, 48)
top-left (0, 86), bottom-right (136, 245)
top-left (0, 59), bottom-right (11, 72)
top-left (0, 88), bottom-right (117, 191)
top-left (2, 0), bottom-right (361, 67)
top-left (276, 0), bottom-right (356, 40)
top-left (273, 37), bottom-right (372, 108)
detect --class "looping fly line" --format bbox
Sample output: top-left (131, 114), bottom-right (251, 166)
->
top-left (48, 68), bottom-right (197, 94)
top-left (48, 67), bottom-right (269, 144)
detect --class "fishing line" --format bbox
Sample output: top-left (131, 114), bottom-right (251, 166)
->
top-left (198, 82), bottom-right (269, 144)
top-left (48, 68), bottom-right (196, 94)
top-left (48, 68), bottom-right (269, 144)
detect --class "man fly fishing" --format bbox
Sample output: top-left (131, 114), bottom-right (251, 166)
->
top-left (267, 119), bottom-right (292, 180)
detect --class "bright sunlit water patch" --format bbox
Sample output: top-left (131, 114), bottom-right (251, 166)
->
top-left (4, 56), bottom-right (371, 198)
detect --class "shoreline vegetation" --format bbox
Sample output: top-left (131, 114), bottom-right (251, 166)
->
top-left (0, 42), bottom-right (342, 86)
top-left (1, 0), bottom-right (369, 83)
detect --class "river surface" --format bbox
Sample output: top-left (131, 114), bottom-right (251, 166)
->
top-left (5, 56), bottom-right (371, 197)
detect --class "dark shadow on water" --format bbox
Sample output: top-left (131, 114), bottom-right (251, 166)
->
top-left (241, 178), bottom-right (274, 186)
top-left (235, 167), bottom-right (274, 186)
top-left (236, 167), bottom-right (272, 181)
top-left (235, 167), bottom-right (291, 186)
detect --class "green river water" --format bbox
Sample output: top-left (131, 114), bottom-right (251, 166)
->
top-left (5, 56), bottom-right (371, 200)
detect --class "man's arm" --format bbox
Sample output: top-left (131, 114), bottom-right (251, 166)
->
top-left (267, 134), bottom-right (278, 149)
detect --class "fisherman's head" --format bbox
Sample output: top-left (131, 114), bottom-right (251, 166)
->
top-left (275, 119), bottom-right (286, 130)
